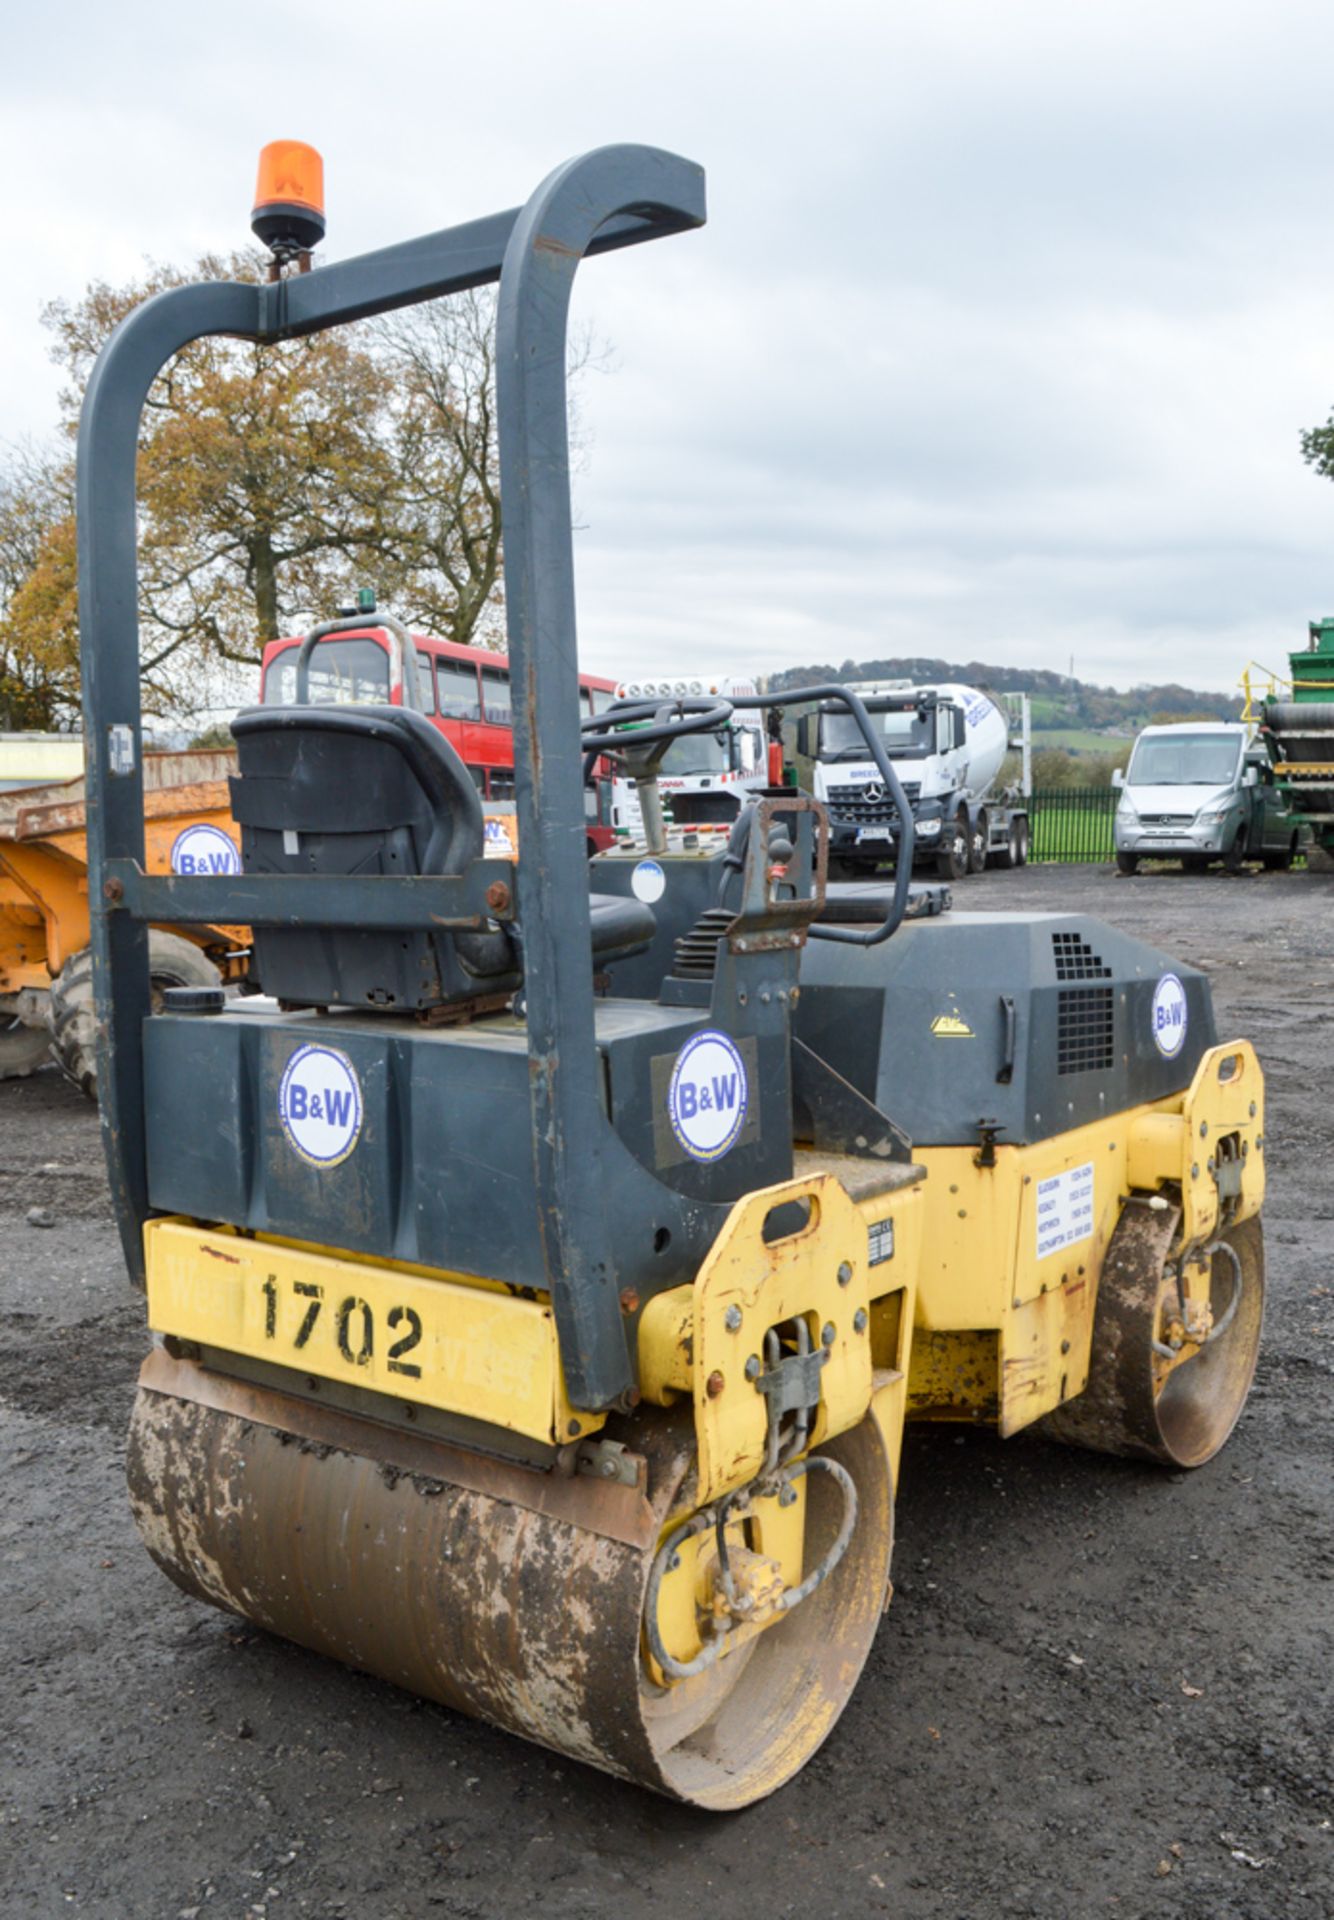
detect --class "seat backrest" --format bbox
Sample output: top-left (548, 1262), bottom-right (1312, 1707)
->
top-left (229, 704), bottom-right (518, 1012)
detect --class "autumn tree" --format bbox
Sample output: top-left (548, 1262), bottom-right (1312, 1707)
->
top-left (0, 445), bottom-right (79, 730)
top-left (1, 256), bottom-right (603, 725)
top-left (42, 253), bottom-right (400, 700)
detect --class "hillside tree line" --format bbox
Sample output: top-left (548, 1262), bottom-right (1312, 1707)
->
top-left (770, 657), bottom-right (1240, 732)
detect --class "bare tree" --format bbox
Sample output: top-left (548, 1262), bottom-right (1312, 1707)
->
top-left (376, 289), bottom-right (608, 648)
top-left (377, 290), bottom-right (506, 647)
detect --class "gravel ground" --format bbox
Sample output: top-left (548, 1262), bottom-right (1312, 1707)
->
top-left (2, 863), bottom-right (1332, 1920)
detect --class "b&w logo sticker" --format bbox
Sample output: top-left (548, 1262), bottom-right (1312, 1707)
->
top-left (1151, 972), bottom-right (1188, 1059)
top-left (666, 1028), bottom-right (748, 1163)
top-left (278, 1044), bottom-right (364, 1167)
top-left (171, 823), bottom-right (241, 875)
top-left (632, 858), bottom-right (666, 903)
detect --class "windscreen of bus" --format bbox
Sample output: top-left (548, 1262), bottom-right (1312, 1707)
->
top-left (263, 638), bottom-right (390, 706)
top-left (1126, 733), bottom-right (1242, 787)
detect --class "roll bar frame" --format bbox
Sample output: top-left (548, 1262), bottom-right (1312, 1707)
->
top-left (76, 146), bottom-right (705, 1404)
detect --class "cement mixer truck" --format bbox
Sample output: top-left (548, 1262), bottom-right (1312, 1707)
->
top-left (800, 681), bottom-right (1031, 880)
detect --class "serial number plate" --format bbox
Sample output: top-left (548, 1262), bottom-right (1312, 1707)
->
top-left (867, 1217), bottom-right (895, 1266)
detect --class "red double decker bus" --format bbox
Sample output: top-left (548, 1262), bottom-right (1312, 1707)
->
top-left (260, 626), bottom-right (620, 853)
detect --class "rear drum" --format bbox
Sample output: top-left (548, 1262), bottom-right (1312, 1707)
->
top-left (1042, 1206), bottom-right (1264, 1468)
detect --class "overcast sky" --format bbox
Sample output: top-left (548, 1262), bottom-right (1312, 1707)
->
top-left (7, 0), bottom-right (1334, 693)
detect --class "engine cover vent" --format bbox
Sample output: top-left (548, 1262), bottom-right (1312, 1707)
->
top-left (1058, 986), bottom-right (1115, 1074)
top-left (1052, 930), bottom-right (1113, 982)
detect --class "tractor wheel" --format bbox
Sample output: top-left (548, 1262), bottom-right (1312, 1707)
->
top-left (1042, 1204), bottom-right (1264, 1468)
top-left (936, 810), bottom-right (969, 882)
top-left (967, 810), bottom-right (989, 873)
top-left (1222, 830), bottom-right (1246, 875)
top-left (48, 933), bottom-right (223, 1102)
top-left (1262, 836), bottom-right (1296, 872)
top-left (1115, 852), bottom-right (1138, 875)
top-left (0, 999), bottom-right (52, 1080)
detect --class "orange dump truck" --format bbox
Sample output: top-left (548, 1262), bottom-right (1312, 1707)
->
top-left (0, 750), bottom-right (246, 1094)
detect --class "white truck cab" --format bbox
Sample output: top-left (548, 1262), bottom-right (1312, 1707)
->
top-left (609, 674), bottom-right (769, 835)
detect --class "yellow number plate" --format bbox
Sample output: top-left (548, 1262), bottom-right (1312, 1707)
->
top-left (143, 1218), bottom-right (601, 1445)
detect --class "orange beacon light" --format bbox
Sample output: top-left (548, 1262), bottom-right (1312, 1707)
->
top-left (251, 141), bottom-right (326, 259)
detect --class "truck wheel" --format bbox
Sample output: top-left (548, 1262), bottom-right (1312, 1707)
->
top-left (48, 933), bottom-right (223, 1102)
top-left (996, 817), bottom-right (1030, 869)
top-left (1115, 852), bottom-right (1138, 875)
top-left (967, 810), bottom-right (989, 874)
top-left (1262, 836), bottom-right (1296, 872)
top-left (936, 810), bottom-right (969, 882)
top-left (0, 1000), bottom-right (52, 1080)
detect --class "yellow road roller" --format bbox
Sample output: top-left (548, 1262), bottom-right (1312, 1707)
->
top-left (74, 143), bottom-right (1265, 1809)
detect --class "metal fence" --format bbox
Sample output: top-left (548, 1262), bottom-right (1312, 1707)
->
top-left (1027, 786), bottom-right (1118, 863)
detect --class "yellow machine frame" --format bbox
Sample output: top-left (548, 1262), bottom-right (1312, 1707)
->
top-left (144, 1039), bottom-right (1263, 1512)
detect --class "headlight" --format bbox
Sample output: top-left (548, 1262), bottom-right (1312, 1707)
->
top-left (1116, 799), bottom-right (1138, 822)
top-left (1195, 804), bottom-right (1232, 824)
top-left (916, 818), bottom-right (941, 838)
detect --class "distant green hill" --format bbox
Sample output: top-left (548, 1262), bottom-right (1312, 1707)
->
top-left (767, 657), bottom-right (1238, 739)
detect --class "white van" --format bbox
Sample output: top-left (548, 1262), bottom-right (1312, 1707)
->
top-left (1113, 722), bottom-right (1301, 873)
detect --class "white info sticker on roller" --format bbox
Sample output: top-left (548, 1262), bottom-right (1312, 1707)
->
top-left (1035, 1161), bottom-right (1094, 1261)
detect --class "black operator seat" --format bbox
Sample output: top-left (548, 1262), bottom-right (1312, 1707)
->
top-left (228, 705), bottom-right (655, 1012)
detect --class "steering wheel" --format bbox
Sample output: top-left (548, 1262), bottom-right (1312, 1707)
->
top-left (580, 694), bottom-right (734, 757)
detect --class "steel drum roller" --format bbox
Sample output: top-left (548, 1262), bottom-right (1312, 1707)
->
top-left (127, 1352), bottom-right (893, 1809)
